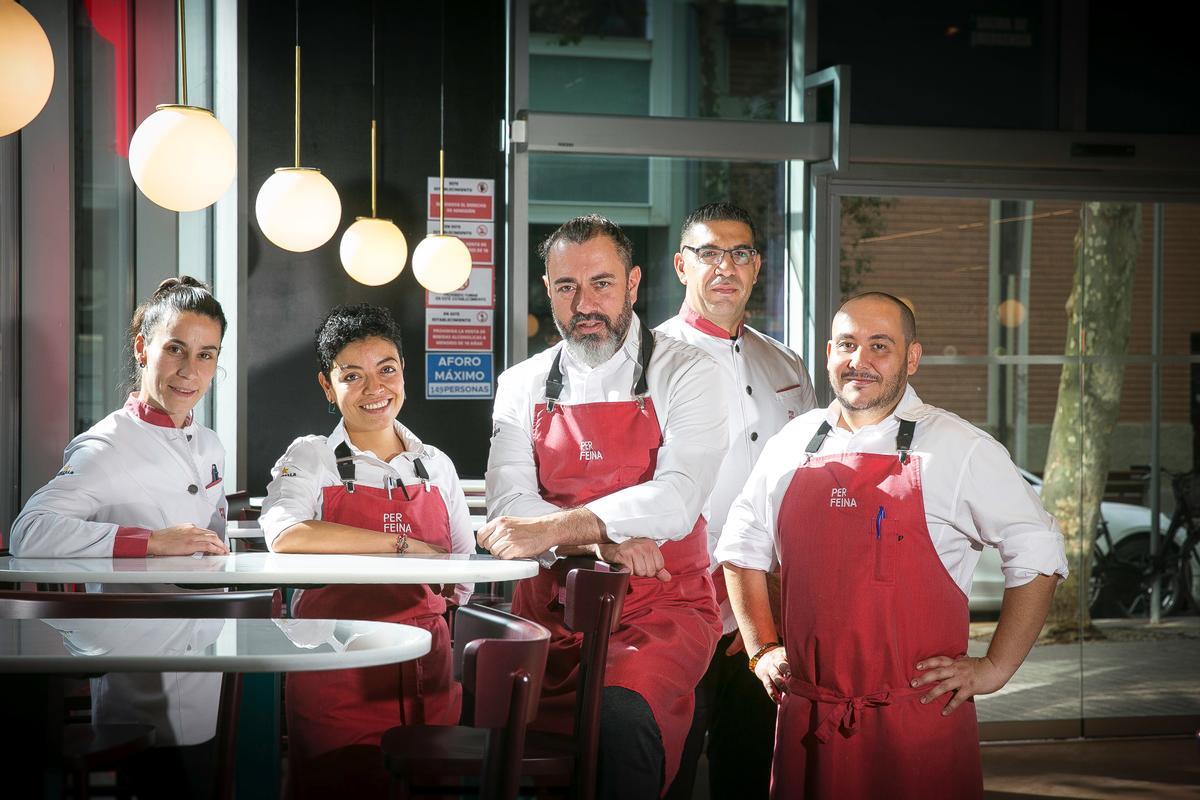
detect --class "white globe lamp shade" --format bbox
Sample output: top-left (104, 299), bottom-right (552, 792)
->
top-left (412, 234), bottom-right (472, 293)
top-left (128, 105), bottom-right (236, 211)
top-left (0, 0), bottom-right (54, 137)
top-left (340, 217), bottom-right (408, 286)
top-left (255, 167), bottom-right (342, 252)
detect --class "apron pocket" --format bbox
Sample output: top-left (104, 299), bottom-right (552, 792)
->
top-left (873, 519), bottom-right (897, 584)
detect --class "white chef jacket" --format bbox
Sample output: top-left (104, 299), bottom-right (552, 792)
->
top-left (8, 394), bottom-right (228, 746)
top-left (10, 395), bottom-right (228, 559)
top-left (259, 418), bottom-right (475, 606)
top-left (716, 386), bottom-right (1069, 595)
top-left (657, 305), bottom-right (816, 631)
top-left (487, 313), bottom-right (728, 543)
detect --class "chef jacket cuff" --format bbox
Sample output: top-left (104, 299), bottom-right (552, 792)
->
top-left (114, 526), bottom-right (153, 557)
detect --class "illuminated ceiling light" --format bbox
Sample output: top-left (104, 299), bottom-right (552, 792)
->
top-left (129, 106), bottom-right (236, 211)
top-left (127, 0), bottom-right (235, 212)
top-left (0, 0), bottom-right (55, 137)
top-left (339, 8), bottom-right (406, 285)
top-left (412, 0), bottom-right (471, 295)
top-left (254, 0), bottom-right (341, 252)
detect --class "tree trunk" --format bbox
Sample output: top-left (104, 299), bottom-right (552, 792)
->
top-left (1041, 202), bottom-right (1140, 637)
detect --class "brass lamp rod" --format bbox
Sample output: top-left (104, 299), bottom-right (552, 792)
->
top-left (437, 0), bottom-right (446, 235)
top-left (294, 45), bottom-right (301, 168)
top-left (438, 149), bottom-right (445, 234)
top-left (177, 0), bottom-right (188, 106)
top-left (369, 3), bottom-right (377, 217)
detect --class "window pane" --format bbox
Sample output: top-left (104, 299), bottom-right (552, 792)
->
top-left (527, 155), bottom-right (787, 356)
top-left (528, 0), bottom-right (787, 121)
top-left (74, 0), bottom-right (134, 433)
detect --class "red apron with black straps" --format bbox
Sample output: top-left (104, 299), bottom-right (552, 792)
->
top-left (285, 449), bottom-right (460, 799)
top-left (513, 326), bottom-right (721, 792)
top-left (770, 419), bottom-right (982, 799)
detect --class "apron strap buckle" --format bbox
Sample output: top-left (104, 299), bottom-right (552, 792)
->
top-left (895, 419), bottom-right (916, 464)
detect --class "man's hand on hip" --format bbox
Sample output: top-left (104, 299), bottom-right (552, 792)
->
top-left (910, 655), bottom-right (1007, 715)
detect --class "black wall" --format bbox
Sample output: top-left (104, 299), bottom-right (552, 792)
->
top-left (247, 0), bottom-right (505, 493)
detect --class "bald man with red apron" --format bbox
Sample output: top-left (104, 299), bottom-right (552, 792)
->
top-left (487, 318), bottom-right (724, 798)
top-left (771, 420), bottom-right (981, 797)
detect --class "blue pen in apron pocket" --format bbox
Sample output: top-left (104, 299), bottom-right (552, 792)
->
top-left (875, 505), bottom-right (885, 539)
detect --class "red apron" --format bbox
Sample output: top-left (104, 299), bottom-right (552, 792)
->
top-left (771, 420), bottom-right (982, 799)
top-left (514, 335), bottom-right (720, 793)
top-left (285, 465), bottom-right (460, 799)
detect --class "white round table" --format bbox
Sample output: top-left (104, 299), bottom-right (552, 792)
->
top-left (0, 552), bottom-right (539, 586)
top-left (0, 617), bottom-right (431, 673)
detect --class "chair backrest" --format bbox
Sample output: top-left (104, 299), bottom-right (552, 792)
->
top-left (455, 604), bottom-right (550, 727)
top-left (0, 589), bottom-right (283, 619)
top-left (225, 490), bottom-right (261, 521)
top-left (454, 604), bottom-right (551, 800)
top-left (561, 565), bottom-right (629, 800)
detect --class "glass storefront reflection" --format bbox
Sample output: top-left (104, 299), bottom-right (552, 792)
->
top-left (837, 195), bottom-right (1200, 730)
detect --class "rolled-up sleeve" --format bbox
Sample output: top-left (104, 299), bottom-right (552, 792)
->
top-left (260, 438), bottom-right (327, 550)
top-left (586, 353), bottom-right (728, 543)
top-left (956, 438), bottom-right (1070, 587)
top-left (485, 368), bottom-right (563, 521)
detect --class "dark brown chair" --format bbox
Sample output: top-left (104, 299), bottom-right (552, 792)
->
top-left (225, 490), bottom-right (261, 521)
top-left (0, 589), bottom-right (281, 800)
top-left (380, 561), bottom-right (628, 800)
top-left (381, 603), bottom-right (551, 800)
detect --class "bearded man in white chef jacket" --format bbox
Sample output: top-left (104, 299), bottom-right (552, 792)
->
top-left (656, 202), bottom-right (816, 800)
top-left (482, 214), bottom-right (726, 799)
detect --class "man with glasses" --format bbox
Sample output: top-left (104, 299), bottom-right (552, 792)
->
top-left (656, 202), bottom-right (816, 800)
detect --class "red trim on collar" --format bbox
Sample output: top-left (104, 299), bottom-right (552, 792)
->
top-left (124, 394), bottom-right (192, 429)
top-left (680, 302), bottom-right (743, 340)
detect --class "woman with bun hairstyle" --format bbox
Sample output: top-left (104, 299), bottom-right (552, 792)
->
top-left (10, 276), bottom-right (230, 798)
top-left (260, 303), bottom-right (474, 798)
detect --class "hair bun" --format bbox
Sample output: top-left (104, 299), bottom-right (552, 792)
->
top-left (154, 275), bottom-right (210, 297)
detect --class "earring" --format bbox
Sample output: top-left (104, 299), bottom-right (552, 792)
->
top-left (327, 401), bottom-right (338, 415)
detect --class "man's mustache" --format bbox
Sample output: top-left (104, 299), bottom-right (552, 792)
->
top-left (567, 312), bottom-right (612, 333)
top-left (841, 369), bottom-right (879, 381)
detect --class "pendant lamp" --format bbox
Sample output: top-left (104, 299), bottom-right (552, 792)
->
top-left (412, 0), bottom-right (472, 294)
top-left (128, 0), bottom-right (235, 211)
top-left (0, 0), bottom-right (54, 137)
top-left (255, 0), bottom-right (341, 252)
top-left (340, 5), bottom-right (407, 285)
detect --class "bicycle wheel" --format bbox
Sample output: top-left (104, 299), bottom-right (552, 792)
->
top-left (1092, 533), bottom-right (1180, 618)
top-left (1184, 538), bottom-right (1200, 613)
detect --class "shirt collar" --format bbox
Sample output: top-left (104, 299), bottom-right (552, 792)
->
top-left (822, 384), bottom-right (925, 430)
top-left (327, 418), bottom-right (428, 460)
top-left (679, 301), bottom-right (743, 340)
top-left (124, 393), bottom-right (192, 429)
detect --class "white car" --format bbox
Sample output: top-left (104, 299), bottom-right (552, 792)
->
top-left (968, 469), bottom-right (1175, 617)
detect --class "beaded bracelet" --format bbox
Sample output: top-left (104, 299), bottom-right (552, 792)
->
top-left (747, 641), bottom-right (782, 672)
top-left (393, 533), bottom-right (410, 554)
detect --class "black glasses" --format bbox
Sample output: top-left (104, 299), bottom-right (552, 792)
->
top-left (682, 245), bottom-right (758, 266)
